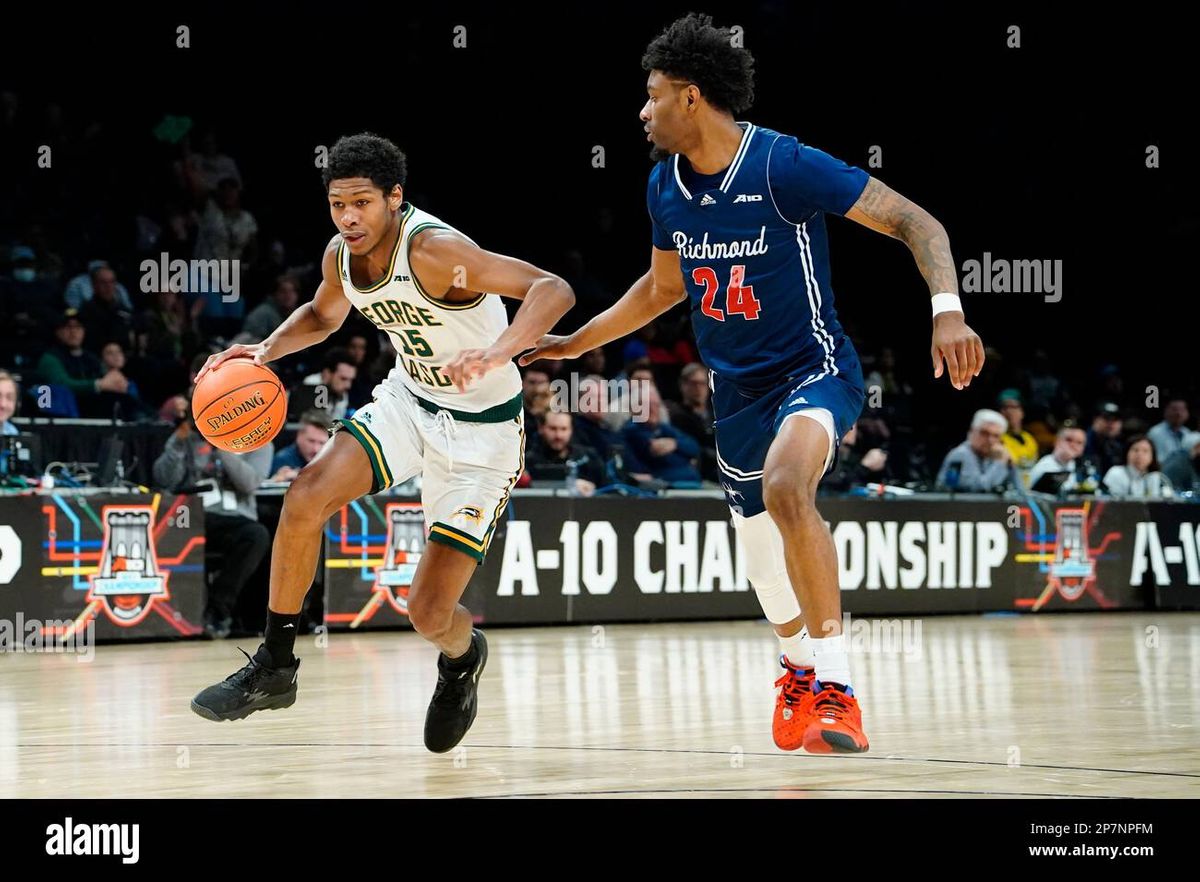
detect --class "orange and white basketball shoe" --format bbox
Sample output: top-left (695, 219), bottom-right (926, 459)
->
top-left (772, 657), bottom-right (816, 750)
top-left (802, 680), bottom-right (870, 754)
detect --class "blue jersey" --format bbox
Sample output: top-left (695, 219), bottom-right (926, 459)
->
top-left (648, 123), bottom-right (868, 392)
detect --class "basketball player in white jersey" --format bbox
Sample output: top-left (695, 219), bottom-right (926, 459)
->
top-left (190, 133), bottom-right (575, 752)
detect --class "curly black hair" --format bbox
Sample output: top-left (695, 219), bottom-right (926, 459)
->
top-left (641, 12), bottom-right (755, 115)
top-left (321, 132), bottom-right (407, 194)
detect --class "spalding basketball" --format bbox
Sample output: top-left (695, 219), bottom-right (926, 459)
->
top-left (192, 359), bottom-right (287, 453)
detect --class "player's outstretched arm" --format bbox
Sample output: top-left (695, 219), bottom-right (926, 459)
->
top-left (518, 246), bottom-right (686, 366)
top-left (196, 238), bottom-right (350, 382)
top-left (844, 177), bottom-right (984, 391)
top-left (409, 229), bottom-right (577, 391)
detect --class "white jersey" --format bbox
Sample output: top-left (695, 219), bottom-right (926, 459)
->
top-left (336, 203), bottom-right (521, 413)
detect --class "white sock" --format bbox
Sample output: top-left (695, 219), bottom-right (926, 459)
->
top-left (810, 634), bottom-right (852, 690)
top-left (778, 627), bottom-right (814, 668)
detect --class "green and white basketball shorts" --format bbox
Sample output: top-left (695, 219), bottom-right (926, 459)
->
top-left (335, 383), bottom-right (525, 563)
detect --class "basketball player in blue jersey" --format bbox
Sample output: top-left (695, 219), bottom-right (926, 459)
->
top-left (523, 13), bottom-right (984, 753)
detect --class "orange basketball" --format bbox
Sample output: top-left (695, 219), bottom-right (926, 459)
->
top-left (192, 359), bottom-right (287, 453)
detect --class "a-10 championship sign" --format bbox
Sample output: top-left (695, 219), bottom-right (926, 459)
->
top-left (324, 493), bottom-right (1199, 630)
top-left (0, 492), bottom-right (206, 641)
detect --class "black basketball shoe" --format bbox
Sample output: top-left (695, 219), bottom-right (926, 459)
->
top-left (190, 646), bottom-right (300, 722)
top-left (424, 629), bottom-right (488, 753)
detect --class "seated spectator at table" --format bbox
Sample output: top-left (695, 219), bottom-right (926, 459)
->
top-left (997, 389), bottom-right (1039, 477)
top-left (79, 264), bottom-right (134, 353)
top-left (524, 411), bottom-right (606, 495)
top-left (1148, 396), bottom-right (1191, 462)
top-left (621, 385), bottom-right (701, 485)
top-left (823, 423), bottom-right (887, 492)
top-left (1103, 434), bottom-right (1173, 498)
top-left (1161, 431), bottom-right (1200, 494)
top-left (152, 412), bottom-right (272, 639)
top-left (235, 274), bottom-right (299, 343)
top-left (935, 409), bottom-right (1014, 492)
top-left (1028, 424), bottom-right (1088, 494)
top-left (0, 370), bottom-right (19, 435)
top-left (572, 374), bottom-right (622, 461)
top-left (65, 260), bottom-right (134, 311)
top-left (35, 310), bottom-right (130, 417)
top-left (289, 347), bottom-right (355, 420)
top-left (1085, 401), bottom-right (1124, 475)
top-left (270, 409), bottom-right (332, 481)
top-left (666, 362), bottom-right (716, 481)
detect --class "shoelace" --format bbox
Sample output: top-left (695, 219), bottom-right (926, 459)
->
top-left (433, 408), bottom-right (459, 473)
top-left (775, 665), bottom-right (813, 706)
top-left (811, 684), bottom-right (855, 721)
top-left (225, 647), bottom-right (263, 686)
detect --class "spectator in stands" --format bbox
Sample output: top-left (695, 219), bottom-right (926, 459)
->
top-left (997, 389), bottom-right (1039, 478)
top-left (521, 362), bottom-right (553, 426)
top-left (1148, 396), bottom-right (1191, 462)
top-left (1028, 424), bottom-right (1088, 494)
top-left (193, 177), bottom-right (258, 335)
top-left (524, 410), bottom-right (606, 495)
top-left (289, 347), bottom-right (356, 420)
top-left (621, 385), bottom-right (701, 485)
top-left (236, 274), bottom-right (299, 343)
top-left (79, 264), bottom-right (134, 353)
top-left (667, 362), bottom-right (716, 480)
top-left (1084, 401), bottom-right (1124, 476)
top-left (35, 309), bottom-right (129, 417)
top-left (99, 341), bottom-right (150, 418)
top-left (823, 422), bottom-right (887, 492)
top-left (1103, 435), bottom-right (1173, 498)
top-left (270, 409), bottom-right (332, 481)
top-left (1161, 431), bottom-right (1200, 494)
top-left (179, 129), bottom-right (243, 201)
top-left (0, 244), bottom-right (57, 362)
top-left (935, 409), bottom-right (1014, 492)
top-left (152, 411), bottom-right (272, 639)
top-left (344, 331), bottom-right (375, 407)
top-left (572, 374), bottom-right (621, 461)
top-left (0, 370), bottom-right (19, 435)
top-left (64, 259), bottom-right (133, 311)
top-left (580, 347), bottom-right (606, 378)
top-left (138, 286), bottom-right (196, 363)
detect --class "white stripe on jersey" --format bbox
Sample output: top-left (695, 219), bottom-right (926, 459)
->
top-left (795, 222), bottom-right (839, 380)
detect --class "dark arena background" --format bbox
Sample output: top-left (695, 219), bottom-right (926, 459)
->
top-left (0, 0), bottom-right (1194, 857)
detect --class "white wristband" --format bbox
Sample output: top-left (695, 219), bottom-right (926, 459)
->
top-left (931, 292), bottom-right (963, 316)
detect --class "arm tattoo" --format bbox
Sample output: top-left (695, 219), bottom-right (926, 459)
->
top-left (852, 178), bottom-right (958, 295)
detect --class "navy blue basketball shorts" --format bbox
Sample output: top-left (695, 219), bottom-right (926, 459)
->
top-left (713, 365), bottom-right (865, 517)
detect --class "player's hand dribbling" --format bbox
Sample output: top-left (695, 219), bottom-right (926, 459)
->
top-left (446, 347), bottom-right (509, 392)
top-left (195, 343), bottom-right (268, 384)
top-left (517, 334), bottom-right (584, 365)
top-left (931, 312), bottom-right (984, 391)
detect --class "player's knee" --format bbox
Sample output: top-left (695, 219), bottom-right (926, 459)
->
top-left (282, 467), bottom-right (339, 524)
top-left (407, 594), bottom-right (453, 641)
top-left (762, 468), bottom-right (817, 524)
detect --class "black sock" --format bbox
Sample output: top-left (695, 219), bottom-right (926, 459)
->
top-left (442, 636), bottom-right (478, 672)
top-left (260, 609), bottom-right (301, 667)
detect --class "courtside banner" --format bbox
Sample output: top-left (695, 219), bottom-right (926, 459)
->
top-left (1134, 502), bottom-right (1200, 610)
top-left (323, 493), bottom-right (1150, 629)
top-left (0, 493), bottom-right (207, 641)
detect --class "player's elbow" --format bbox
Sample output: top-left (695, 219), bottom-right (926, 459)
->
top-left (537, 273), bottom-right (575, 311)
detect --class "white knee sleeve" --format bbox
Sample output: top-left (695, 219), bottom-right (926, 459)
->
top-left (732, 509), bottom-right (801, 625)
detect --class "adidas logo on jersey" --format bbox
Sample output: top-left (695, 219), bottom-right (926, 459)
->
top-left (700, 193), bottom-right (717, 206)
top-left (733, 194), bottom-right (763, 203)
